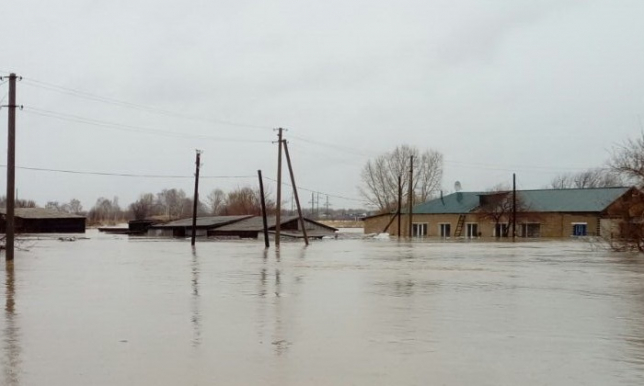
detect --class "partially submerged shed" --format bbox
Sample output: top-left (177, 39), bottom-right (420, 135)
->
top-left (210, 215), bottom-right (337, 239)
top-left (0, 208), bottom-right (86, 233)
top-left (147, 215), bottom-right (253, 237)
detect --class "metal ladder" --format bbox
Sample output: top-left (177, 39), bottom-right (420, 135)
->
top-left (454, 214), bottom-right (466, 237)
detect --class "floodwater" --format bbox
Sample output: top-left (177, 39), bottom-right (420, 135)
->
top-left (2, 231), bottom-right (644, 385)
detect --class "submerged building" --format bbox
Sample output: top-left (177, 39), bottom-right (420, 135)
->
top-left (363, 187), bottom-right (635, 238)
top-left (0, 208), bottom-right (86, 233)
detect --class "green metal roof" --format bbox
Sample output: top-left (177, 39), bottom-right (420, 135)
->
top-left (411, 187), bottom-right (631, 214)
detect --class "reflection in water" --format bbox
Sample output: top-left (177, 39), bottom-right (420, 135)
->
top-left (3, 261), bottom-right (20, 386)
top-left (190, 248), bottom-right (201, 348)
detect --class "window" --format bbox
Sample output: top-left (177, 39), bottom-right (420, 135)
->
top-left (521, 223), bottom-right (541, 238)
top-left (439, 223), bottom-right (451, 237)
top-left (412, 223), bottom-right (427, 237)
top-left (466, 223), bottom-right (478, 238)
top-left (494, 223), bottom-right (509, 237)
top-left (572, 223), bottom-right (587, 236)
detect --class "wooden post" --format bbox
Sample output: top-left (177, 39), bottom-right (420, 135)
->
top-left (191, 150), bottom-right (202, 246)
top-left (282, 141), bottom-right (309, 246)
top-left (275, 128), bottom-right (283, 249)
top-left (257, 170), bottom-right (270, 248)
top-left (407, 155), bottom-right (414, 238)
top-left (5, 74), bottom-right (17, 261)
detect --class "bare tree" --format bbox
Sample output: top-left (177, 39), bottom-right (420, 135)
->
top-left (156, 189), bottom-right (187, 220)
top-left (610, 132), bottom-right (644, 185)
top-left (359, 145), bottom-right (443, 212)
top-left (207, 189), bottom-right (226, 215)
top-left (549, 168), bottom-right (623, 189)
top-left (219, 186), bottom-right (276, 216)
top-left (129, 193), bottom-right (157, 220)
top-left (88, 196), bottom-right (124, 225)
top-left (476, 186), bottom-right (532, 237)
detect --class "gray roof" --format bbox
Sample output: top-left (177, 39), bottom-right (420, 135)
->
top-left (411, 187), bottom-right (631, 214)
top-left (215, 216), bottom-right (338, 232)
top-left (151, 215), bottom-right (252, 228)
top-left (0, 207), bottom-right (85, 219)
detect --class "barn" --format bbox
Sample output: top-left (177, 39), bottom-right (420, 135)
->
top-left (209, 215), bottom-right (338, 239)
top-left (0, 208), bottom-right (86, 233)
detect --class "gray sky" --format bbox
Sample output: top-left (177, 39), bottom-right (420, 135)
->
top-left (1, 0), bottom-right (644, 211)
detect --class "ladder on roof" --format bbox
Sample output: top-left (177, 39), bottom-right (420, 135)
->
top-left (454, 214), bottom-right (466, 237)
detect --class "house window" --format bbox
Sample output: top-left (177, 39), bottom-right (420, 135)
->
top-left (412, 223), bottom-right (427, 237)
top-left (572, 223), bottom-right (587, 236)
top-left (466, 223), bottom-right (478, 238)
top-left (494, 223), bottom-right (509, 237)
top-left (439, 223), bottom-right (451, 237)
top-left (521, 223), bottom-right (541, 238)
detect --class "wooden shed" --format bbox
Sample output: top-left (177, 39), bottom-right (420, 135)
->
top-left (0, 208), bottom-right (86, 233)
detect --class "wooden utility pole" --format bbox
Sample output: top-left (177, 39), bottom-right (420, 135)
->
top-left (512, 173), bottom-right (516, 242)
top-left (191, 150), bottom-right (202, 246)
top-left (275, 128), bottom-right (284, 248)
top-left (397, 175), bottom-right (402, 238)
top-left (4, 74), bottom-right (18, 261)
top-left (407, 155), bottom-right (414, 238)
top-left (257, 170), bottom-right (270, 248)
top-left (282, 141), bottom-right (309, 246)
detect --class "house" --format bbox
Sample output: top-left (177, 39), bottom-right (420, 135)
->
top-left (363, 187), bottom-right (634, 238)
top-left (0, 208), bottom-right (86, 233)
top-left (147, 215), bottom-right (252, 237)
top-left (209, 215), bottom-right (337, 239)
top-left (146, 215), bottom-right (337, 239)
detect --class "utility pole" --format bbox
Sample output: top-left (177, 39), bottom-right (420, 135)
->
top-left (310, 192), bottom-right (315, 218)
top-left (512, 173), bottom-right (516, 242)
top-left (324, 195), bottom-right (330, 218)
top-left (282, 141), bottom-right (309, 246)
top-left (3, 74), bottom-right (19, 261)
top-left (257, 170), bottom-right (270, 248)
top-left (408, 155), bottom-right (414, 238)
top-left (191, 150), bottom-right (202, 246)
top-left (275, 128), bottom-right (284, 249)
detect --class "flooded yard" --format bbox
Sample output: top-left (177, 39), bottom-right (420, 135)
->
top-left (2, 231), bottom-right (644, 385)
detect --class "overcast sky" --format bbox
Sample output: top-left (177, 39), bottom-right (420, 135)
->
top-left (1, 0), bottom-right (644, 211)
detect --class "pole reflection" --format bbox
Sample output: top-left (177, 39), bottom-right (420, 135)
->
top-left (3, 260), bottom-right (20, 386)
top-left (190, 247), bottom-right (201, 348)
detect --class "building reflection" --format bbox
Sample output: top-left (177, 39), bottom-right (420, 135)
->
top-left (3, 261), bottom-right (20, 386)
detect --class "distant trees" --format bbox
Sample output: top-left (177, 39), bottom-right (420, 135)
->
top-left (45, 198), bottom-right (84, 214)
top-left (549, 168), bottom-right (623, 189)
top-left (129, 193), bottom-right (157, 220)
top-left (0, 196), bottom-right (37, 209)
top-left (359, 145), bottom-right (443, 213)
top-left (206, 186), bottom-right (276, 216)
top-left (87, 197), bottom-right (124, 225)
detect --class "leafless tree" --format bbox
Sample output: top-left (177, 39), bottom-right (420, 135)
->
top-left (218, 186), bottom-right (276, 216)
top-left (549, 168), bottom-right (623, 189)
top-left (359, 145), bottom-right (443, 212)
top-left (610, 132), bottom-right (644, 185)
top-left (129, 193), bottom-right (157, 220)
top-left (88, 196), bottom-right (124, 225)
top-left (156, 189), bottom-right (188, 220)
top-left (207, 189), bottom-right (226, 215)
top-left (476, 185), bottom-right (532, 237)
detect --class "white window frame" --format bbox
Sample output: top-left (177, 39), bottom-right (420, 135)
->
top-left (412, 222), bottom-right (428, 238)
top-left (521, 223), bottom-right (541, 238)
top-left (439, 223), bottom-right (451, 238)
top-left (465, 223), bottom-right (478, 238)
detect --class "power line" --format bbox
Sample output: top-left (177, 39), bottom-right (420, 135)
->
top-left (264, 176), bottom-right (365, 204)
top-left (23, 106), bottom-right (271, 143)
top-left (1, 164), bottom-right (255, 180)
top-left (21, 77), bottom-right (273, 130)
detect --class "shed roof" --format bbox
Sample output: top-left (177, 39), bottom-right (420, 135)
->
top-left (215, 216), bottom-right (338, 232)
top-left (410, 187), bottom-right (632, 214)
top-left (150, 215), bottom-right (252, 228)
top-left (0, 207), bottom-right (85, 219)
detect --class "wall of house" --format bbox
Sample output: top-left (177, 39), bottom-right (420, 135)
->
top-left (363, 212), bottom-right (603, 238)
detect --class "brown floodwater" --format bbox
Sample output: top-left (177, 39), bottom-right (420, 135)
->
top-left (2, 230), bottom-right (644, 385)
